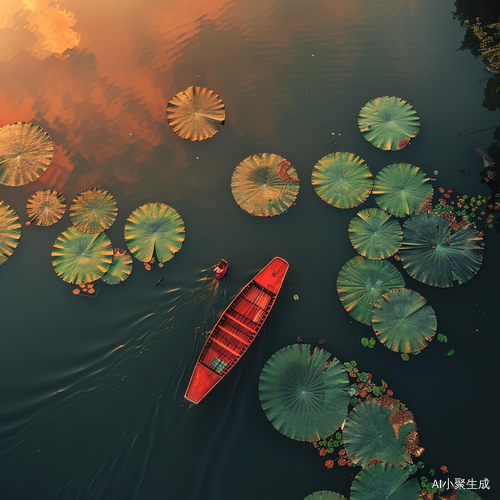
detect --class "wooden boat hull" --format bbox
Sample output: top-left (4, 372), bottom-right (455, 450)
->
top-left (185, 257), bottom-right (289, 404)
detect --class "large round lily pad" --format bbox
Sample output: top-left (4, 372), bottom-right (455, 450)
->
top-left (259, 344), bottom-right (350, 442)
top-left (70, 188), bottom-right (118, 234)
top-left (0, 122), bottom-right (53, 186)
top-left (311, 152), bottom-right (373, 209)
top-left (350, 463), bottom-right (421, 500)
top-left (52, 226), bottom-right (113, 284)
top-left (166, 86), bottom-right (225, 141)
top-left (337, 256), bottom-right (405, 325)
top-left (124, 202), bottom-right (185, 263)
top-left (348, 208), bottom-right (402, 259)
top-left (304, 492), bottom-right (347, 500)
top-left (373, 163), bottom-right (433, 217)
top-left (0, 200), bottom-right (22, 266)
top-left (101, 248), bottom-right (133, 285)
top-left (399, 211), bottom-right (484, 287)
top-left (26, 189), bottom-right (66, 226)
top-left (372, 288), bottom-right (437, 353)
top-left (343, 399), bottom-right (414, 467)
top-left (231, 153), bottom-right (299, 217)
top-left (358, 96), bottom-right (420, 151)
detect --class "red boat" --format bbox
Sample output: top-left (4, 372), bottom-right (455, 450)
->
top-left (185, 257), bottom-right (289, 404)
top-left (215, 259), bottom-right (229, 279)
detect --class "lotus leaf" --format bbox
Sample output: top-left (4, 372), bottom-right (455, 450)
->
top-left (124, 202), bottom-right (185, 263)
top-left (26, 189), bottom-right (66, 226)
top-left (101, 248), bottom-right (133, 285)
top-left (231, 153), bottom-right (299, 217)
top-left (0, 122), bottom-right (53, 186)
top-left (372, 288), bottom-right (437, 353)
top-left (259, 344), bottom-right (350, 441)
top-left (337, 256), bottom-right (405, 325)
top-left (343, 399), bottom-right (412, 467)
top-left (373, 163), bottom-right (433, 218)
top-left (311, 152), bottom-right (373, 209)
top-left (350, 463), bottom-right (421, 500)
top-left (52, 226), bottom-right (113, 284)
top-left (166, 86), bottom-right (225, 141)
top-left (399, 211), bottom-right (483, 287)
top-left (358, 96), bottom-right (420, 151)
top-left (348, 208), bottom-right (402, 259)
top-left (0, 200), bottom-right (22, 265)
top-left (304, 492), bottom-right (347, 500)
top-left (70, 188), bottom-right (118, 233)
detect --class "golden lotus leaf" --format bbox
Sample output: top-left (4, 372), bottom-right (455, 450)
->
top-left (0, 200), bottom-right (22, 265)
top-left (0, 122), bottom-right (53, 186)
top-left (166, 86), bottom-right (225, 141)
top-left (70, 188), bottom-right (118, 234)
top-left (51, 226), bottom-right (113, 284)
top-left (26, 189), bottom-right (66, 226)
top-left (231, 153), bottom-right (300, 217)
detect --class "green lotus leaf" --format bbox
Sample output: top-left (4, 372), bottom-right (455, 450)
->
top-left (259, 344), bottom-right (350, 442)
top-left (373, 163), bottom-right (433, 217)
top-left (124, 202), bottom-right (185, 263)
top-left (358, 96), bottom-right (420, 151)
top-left (350, 463), bottom-right (421, 500)
top-left (372, 288), bottom-right (437, 353)
top-left (101, 248), bottom-right (133, 285)
top-left (337, 256), bottom-right (405, 325)
top-left (166, 86), bottom-right (225, 141)
top-left (348, 208), bottom-right (402, 259)
top-left (231, 153), bottom-right (299, 217)
top-left (51, 226), bottom-right (113, 284)
top-left (26, 189), bottom-right (66, 226)
top-left (343, 399), bottom-right (412, 467)
top-left (70, 188), bottom-right (118, 233)
top-left (0, 200), bottom-right (22, 266)
top-left (439, 490), bottom-right (484, 500)
top-left (311, 152), bottom-right (373, 209)
top-left (0, 122), bottom-right (53, 186)
top-left (399, 211), bottom-right (484, 287)
top-left (304, 492), bottom-right (347, 500)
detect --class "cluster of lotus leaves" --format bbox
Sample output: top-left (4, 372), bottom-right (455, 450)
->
top-left (101, 249), bottom-right (133, 285)
top-left (348, 208), bottom-right (402, 259)
top-left (52, 226), bottom-right (113, 284)
top-left (373, 163), bottom-right (433, 218)
top-left (166, 86), bottom-right (225, 141)
top-left (350, 463), bottom-right (421, 500)
top-left (231, 153), bottom-right (300, 217)
top-left (311, 152), bottom-right (373, 209)
top-left (124, 202), bottom-right (185, 263)
top-left (372, 288), bottom-right (437, 353)
top-left (70, 188), bottom-right (118, 233)
top-left (303, 492), bottom-right (347, 500)
top-left (259, 344), bottom-right (350, 441)
top-left (399, 211), bottom-right (484, 287)
top-left (337, 256), bottom-right (405, 325)
top-left (26, 189), bottom-right (66, 226)
top-left (343, 399), bottom-right (416, 468)
top-left (358, 96), bottom-right (420, 151)
top-left (0, 200), bottom-right (21, 266)
top-left (0, 122), bottom-right (53, 186)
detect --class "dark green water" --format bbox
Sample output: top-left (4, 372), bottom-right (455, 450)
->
top-left (0, 0), bottom-right (497, 498)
